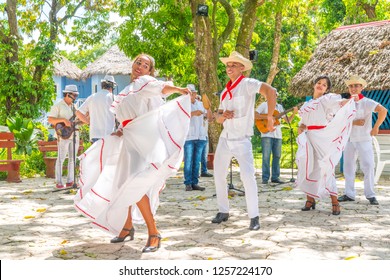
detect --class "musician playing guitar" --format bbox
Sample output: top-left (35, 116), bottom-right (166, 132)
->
top-left (47, 85), bottom-right (81, 189)
top-left (255, 101), bottom-right (298, 184)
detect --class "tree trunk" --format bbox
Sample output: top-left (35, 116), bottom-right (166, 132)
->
top-left (30, 0), bottom-right (63, 104)
top-left (3, 0), bottom-right (23, 114)
top-left (190, 0), bottom-right (221, 153)
top-left (190, 0), bottom-right (264, 152)
top-left (361, 4), bottom-right (377, 19)
top-left (190, 0), bottom-right (237, 153)
top-left (235, 0), bottom-right (265, 58)
top-left (266, 10), bottom-right (282, 85)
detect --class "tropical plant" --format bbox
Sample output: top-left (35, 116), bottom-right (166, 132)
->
top-left (6, 116), bottom-right (39, 155)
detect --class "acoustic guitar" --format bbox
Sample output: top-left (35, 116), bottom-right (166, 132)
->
top-left (55, 116), bottom-right (83, 140)
top-left (255, 102), bottom-right (304, 133)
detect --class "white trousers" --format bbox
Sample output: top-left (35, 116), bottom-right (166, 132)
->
top-left (343, 140), bottom-right (375, 199)
top-left (55, 134), bottom-right (79, 185)
top-left (214, 137), bottom-right (259, 218)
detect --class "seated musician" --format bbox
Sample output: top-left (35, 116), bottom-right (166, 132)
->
top-left (255, 99), bottom-right (297, 184)
top-left (47, 85), bottom-right (80, 189)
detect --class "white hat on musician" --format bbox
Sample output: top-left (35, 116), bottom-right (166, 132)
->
top-left (101, 75), bottom-right (117, 85)
top-left (63, 85), bottom-right (79, 95)
top-left (187, 84), bottom-right (198, 92)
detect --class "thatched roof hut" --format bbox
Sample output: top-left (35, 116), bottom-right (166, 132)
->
top-left (290, 20), bottom-right (390, 96)
top-left (81, 45), bottom-right (132, 80)
top-left (53, 56), bottom-right (82, 80)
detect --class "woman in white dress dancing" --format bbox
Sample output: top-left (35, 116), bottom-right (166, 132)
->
top-left (74, 53), bottom-right (191, 252)
top-left (296, 75), bottom-right (356, 215)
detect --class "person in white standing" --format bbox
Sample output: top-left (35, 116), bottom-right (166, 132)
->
top-left (212, 51), bottom-right (277, 231)
top-left (197, 94), bottom-right (214, 178)
top-left (183, 85), bottom-right (213, 191)
top-left (47, 85), bottom-right (80, 189)
top-left (255, 101), bottom-right (297, 184)
top-left (338, 75), bottom-right (388, 205)
top-left (76, 75), bottom-right (116, 143)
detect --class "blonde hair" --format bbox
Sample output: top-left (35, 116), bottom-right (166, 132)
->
top-left (133, 53), bottom-right (156, 77)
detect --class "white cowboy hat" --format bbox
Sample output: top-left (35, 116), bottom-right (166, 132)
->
top-left (63, 85), bottom-right (79, 95)
top-left (101, 75), bottom-right (117, 85)
top-left (187, 84), bottom-right (198, 92)
top-left (345, 75), bottom-right (367, 88)
top-left (219, 51), bottom-right (253, 71)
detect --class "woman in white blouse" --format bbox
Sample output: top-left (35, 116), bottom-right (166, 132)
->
top-left (296, 76), bottom-right (356, 215)
top-left (75, 53), bottom-right (191, 253)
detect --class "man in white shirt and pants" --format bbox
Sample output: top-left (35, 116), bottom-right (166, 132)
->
top-left (48, 85), bottom-right (80, 189)
top-left (77, 75), bottom-right (116, 143)
top-left (212, 51), bottom-right (277, 231)
top-left (338, 75), bottom-right (388, 205)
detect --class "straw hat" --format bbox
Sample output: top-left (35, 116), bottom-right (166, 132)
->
top-left (345, 75), bottom-right (367, 88)
top-left (219, 51), bottom-right (253, 71)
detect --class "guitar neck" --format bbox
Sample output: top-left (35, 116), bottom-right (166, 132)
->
top-left (274, 102), bottom-right (304, 119)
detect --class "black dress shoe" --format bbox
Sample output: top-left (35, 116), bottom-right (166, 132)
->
top-left (185, 185), bottom-right (192, 191)
top-left (338, 195), bottom-right (355, 202)
top-left (249, 216), bottom-right (260, 230)
top-left (271, 178), bottom-right (285, 184)
top-left (201, 172), bottom-right (213, 177)
top-left (261, 180), bottom-right (268, 184)
top-left (110, 227), bottom-right (135, 243)
top-left (368, 197), bottom-right (379, 205)
top-left (192, 184), bottom-right (205, 191)
top-left (211, 212), bottom-right (229, 224)
top-left (142, 234), bottom-right (161, 253)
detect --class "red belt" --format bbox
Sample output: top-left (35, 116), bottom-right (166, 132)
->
top-left (307, 125), bottom-right (326, 130)
top-left (122, 119), bottom-right (133, 127)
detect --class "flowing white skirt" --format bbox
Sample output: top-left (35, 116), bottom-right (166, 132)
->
top-left (74, 95), bottom-right (191, 236)
top-left (296, 100), bottom-right (356, 199)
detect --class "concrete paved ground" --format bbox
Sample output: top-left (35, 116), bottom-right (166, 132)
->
top-left (0, 169), bottom-right (389, 260)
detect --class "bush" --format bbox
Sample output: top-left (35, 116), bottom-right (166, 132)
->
top-left (19, 150), bottom-right (46, 178)
top-left (6, 116), bottom-right (39, 155)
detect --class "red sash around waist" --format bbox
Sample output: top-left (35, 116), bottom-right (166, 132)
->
top-left (307, 125), bottom-right (326, 130)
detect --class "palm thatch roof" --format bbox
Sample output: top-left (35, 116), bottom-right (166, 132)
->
top-left (53, 56), bottom-right (82, 80)
top-left (81, 45), bottom-right (132, 79)
top-left (290, 20), bottom-right (390, 96)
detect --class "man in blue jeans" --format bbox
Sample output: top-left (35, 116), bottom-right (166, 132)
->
top-left (184, 84), bottom-right (213, 191)
top-left (199, 116), bottom-right (214, 177)
top-left (255, 101), bottom-right (297, 184)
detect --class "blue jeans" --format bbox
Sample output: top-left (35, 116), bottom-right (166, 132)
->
top-left (261, 137), bottom-right (282, 181)
top-left (184, 139), bottom-right (207, 185)
top-left (200, 139), bottom-right (209, 174)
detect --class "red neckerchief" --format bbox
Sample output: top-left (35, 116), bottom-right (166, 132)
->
top-left (221, 75), bottom-right (245, 101)
top-left (350, 93), bottom-right (365, 100)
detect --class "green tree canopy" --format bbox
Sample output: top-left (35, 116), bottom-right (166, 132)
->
top-left (0, 0), bottom-right (115, 123)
